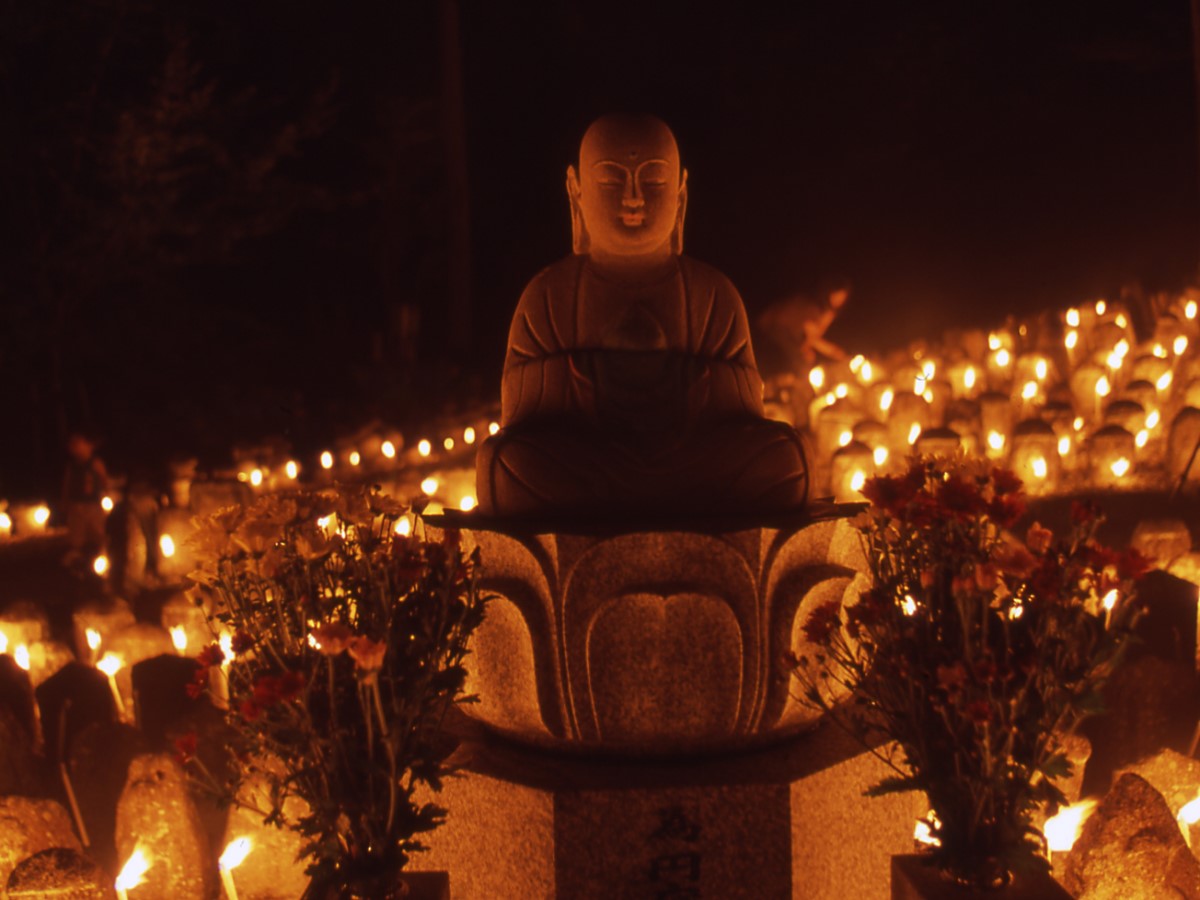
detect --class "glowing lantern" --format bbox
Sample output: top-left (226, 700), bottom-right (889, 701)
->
top-left (1031, 456), bottom-right (1047, 479)
top-left (249, 468), bottom-right (264, 487)
top-left (93, 555), bottom-right (109, 576)
top-left (159, 534), bottom-right (176, 558)
top-left (381, 441), bottom-right (396, 459)
top-left (873, 446), bottom-right (889, 466)
top-left (33, 505), bottom-right (50, 527)
top-left (421, 477), bottom-right (438, 496)
top-left (1066, 308), bottom-right (1081, 328)
top-left (417, 439), bottom-right (432, 457)
top-left (320, 451), bottom-right (334, 470)
top-left (101, 495), bottom-right (115, 512)
top-left (1095, 299), bottom-right (1107, 316)
top-left (114, 847), bottom-right (151, 900)
top-left (348, 451), bottom-right (361, 467)
top-left (285, 460), bottom-right (300, 479)
top-left (464, 426), bottom-right (476, 444)
top-left (443, 437), bottom-right (455, 451)
top-left (1111, 457), bottom-right (1130, 477)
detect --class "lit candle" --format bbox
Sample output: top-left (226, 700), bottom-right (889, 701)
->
top-left (170, 626), bottom-right (188, 655)
top-left (85, 628), bottom-right (101, 664)
top-left (1102, 588), bottom-right (1119, 629)
top-left (219, 837), bottom-right (252, 900)
top-left (0, 511), bottom-right (11, 538)
top-left (114, 847), bottom-right (151, 900)
top-left (96, 652), bottom-right (126, 719)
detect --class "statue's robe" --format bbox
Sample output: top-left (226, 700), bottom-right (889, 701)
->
top-left (477, 255), bottom-right (809, 517)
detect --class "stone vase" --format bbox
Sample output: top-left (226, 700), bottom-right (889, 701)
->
top-left (305, 870), bottom-right (449, 900)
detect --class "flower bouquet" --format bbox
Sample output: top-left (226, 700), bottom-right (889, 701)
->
top-left (182, 486), bottom-right (486, 898)
top-left (790, 456), bottom-right (1148, 888)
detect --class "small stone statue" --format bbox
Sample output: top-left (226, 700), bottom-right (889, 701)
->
top-left (477, 114), bottom-right (808, 517)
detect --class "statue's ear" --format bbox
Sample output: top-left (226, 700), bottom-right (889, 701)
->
top-left (670, 168), bottom-right (688, 255)
top-left (567, 165), bottom-right (589, 255)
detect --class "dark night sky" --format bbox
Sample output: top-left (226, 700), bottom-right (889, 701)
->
top-left (1, 1), bottom-right (1198, 492)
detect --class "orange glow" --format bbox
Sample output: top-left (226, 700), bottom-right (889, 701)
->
top-left (1044, 800), bottom-right (1097, 852)
top-left (320, 451), bottom-right (334, 470)
top-left (115, 847), bottom-right (151, 893)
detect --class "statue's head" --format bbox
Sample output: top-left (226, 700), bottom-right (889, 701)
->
top-left (567, 114), bottom-right (688, 258)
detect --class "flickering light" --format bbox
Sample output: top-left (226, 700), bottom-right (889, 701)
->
top-left (860, 360), bottom-right (874, 383)
top-left (1066, 308), bottom-right (1080, 328)
top-left (907, 423), bottom-right (921, 445)
top-left (0, 631), bottom-right (6, 655)
top-left (170, 626), bottom-right (187, 654)
top-left (913, 374), bottom-right (926, 395)
top-left (1058, 436), bottom-right (1071, 457)
top-left (880, 388), bottom-right (894, 412)
top-left (1031, 456), bottom-right (1047, 479)
top-left (443, 437), bottom-right (455, 451)
top-left (285, 460), bottom-right (299, 479)
top-left (1095, 376), bottom-right (1111, 397)
top-left (994, 348), bottom-right (1011, 367)
top-left (248, 468), bottom-right (263, 487)
top-left (86, 629), bottom-right (101, 653)
top-left (987, 431), bottom-right (1005, 452)
top-left (1073, 416), bottom-right (1085, 432)
top-left (101, 495), bottom-right (114, 512)
top-left (488, 422), bottom-right (500, 435)
top-left (159, 534), bottom-right (176, 558)
top-left (418, 439), bottom-right (432, 457)
top-left (914, 814), bottom-right (941, 847)
top-left (115, 847), bottom-right (151, 899)
top-left (1147, 410), bottom-right (1161, 429)
top-left (463, 427), bottom-right (476, 444)
top-left (1115, 313), bottom-right (1128, 329)
top-left (1153, 343), bottom-right (1168, 358)
top-left (219, 632), bottom-right (234, 666)
top-left (97, 652), bottom-right (122, 677)
top-left (849, 470), bottom-right (866, 493)
top-left (963, 366), bottom-right (976, 390)
top-left (1157, 372), bottom-right (1174, 392)
top-left (823, 391), bottom-right (836, 406)
top-left (1044, 800), bottom-right (1097, 853)
top-left (1009, 601), bottom-right (1024, 620)
top-left (219, 836), bottom-right (252, 900)
top-left (838, 430), bottom-right (853, 448)
top-left (1035, 359), bottom-right (1048, 381)
top-left (320, 451), bottom-right (334, 470)
top-left (901, 595), bottom-right (918, 616)
top-left (1102, 589), bottom-right (1119, 612)
top-left (317, 514), bottom-right (335, 532)
top-left (921, 360), bottom-right (935, 380)
top-left (393, 517), bottom-right (412, 537)
top-left (348, 451), bottom-right (361, 467)
top-left (13, 644), bottom-right (30, 671)
top-left (381, 441), bottom-right (396, 459)
top-left (1186, 300), bottom-right (1198, 320)
top-left (33, 505), bottom-right (50, 526)
top-left (1105, 350), bottom-right (1124, 371)
top-left (922, 388), bottom-right (933, 403)
top-left (873, 446), bottom-right (889, 466)
top-left (1110, 457), bottom-right (1130, 478)
top-left (834, 383), bottom-right (849, 398)
top-left (1175, 336), bottom-right (1190, 356)
top-left (988, 333), bottom-right (1002, 351)
top-left (1177, 791), bottom-right (1200, 844)
top-left (1095, 299), bottom-right (1107, 316)
top-left (459, 495), bottom-right (477, 512)
top-left (0, 512), bottom-right (10, 536)
top-left (93, 555), bottom-right (109, 576)
top-left (809, 366), bottom-right (825, 390)
top-left (421, 477), bottom-right (438, 496)
top-left (1021, 381), bottom-right (1038, 401)
top-left (849, 354), bottom-right (865, 373)
top-left (1135, 429), bottom-right (1149, 449)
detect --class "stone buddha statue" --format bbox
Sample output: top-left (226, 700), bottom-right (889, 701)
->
top-left (476, 114), bottom-right (809, 517)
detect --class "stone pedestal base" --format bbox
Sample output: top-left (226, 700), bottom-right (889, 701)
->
top-left (412, 715), bottom-right (924, 899)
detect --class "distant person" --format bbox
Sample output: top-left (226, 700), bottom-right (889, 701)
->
top-left (755, 278), bottom-right (851, 376)
top-left (61, 432), bottom-right (108, 566)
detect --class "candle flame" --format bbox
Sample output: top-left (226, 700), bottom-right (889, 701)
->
top-left (443, 437), bottom-right (455, 451)
top-left (459, 495), bottom-right (477, 512)
top-left (1153, 343), bottom-right (1168, 358)
top-left (860, 360), bottom-right (874, 383)
top-left (285, 460), bottom-right (299, 479)
top-left (101, 496), bottom-right (115, 512)
top-left (97, 652), bottom-right (122, 677)
top-left (420, 477), bottom-right (438, 496)
top-left (488, 422), bottom-right (500, 435)
top-left (1021, 381), bottom-right (1038, 401)
top-left (834, 382), bottom-right (849, 398)
top-left (849, 354), bottom-right (864, 373)
top-left (170, 626), bottom-right (187, 653)
top-left (1115, 313), bottom-right (1128, 329)
top-left (93, 555), bottom-right (110, 576)
top-left (838, 430), bottom-right (853, 448)
top-left (115, 847), bottom-right (151, 890)
top-left (1186, 300), bottom-right (1197, 320)
top-left (219, 836), bottom-right (252, 871)
top-left (963, 366), bottom-right (976, 390)
top-left (86, 628), bottom-right (102, 651)
top-left (849, 470), bottom-right (866, 493)
top-left (1031, 456), bottom-right (1048, 479)
top-left (417, 439), bottom-right (431, 457)
top-left (320, 451), bottom-right (334, 470)
top-left (879, 388), bottom-right (894, 412)
top-left (994, 348), bottom-right (1011, 367)
top-left (1065, 308), bottom-right (1080, 327)
top-left (0, 631), bottom-right (7, 655)
top-left (0, 512), bottom-right (10, 534)
top-left (394, 517), bottom-right (412, 537)
top-left (14, 644), bottom-right (30, 671)
top-left (33, 505), bottom-right (50, 526)
top-left (348, 451), bottom-right (361, 467)
top-left (1044, 800), bottom-right (1097, 852)
top-left (1064, 330), bottom-right (1079, 350)
top-left (873, 446), bottom-right (889, 466)
top-left (901, 595), bottom-right (918, 616)
top-left (1178, 791), bottom-right (1200, 845)
top-left (1156, 372), bottom-right (1172, 392)
top-left (381, 441), bottom-right (396, 459)
top-left (249, 468), bottom-right (264, 487)
top-left (1135, 429), bottom-right (1149, 449)
top-left (988, 333), bottom-right (1002, 351)
top-left (219, 632), bottom-right (234, 666)
top-left (1095, 299), bottom-right (1107, 316)
top-left (914, 812), bottom-right (942, 847)
top-left (907, 423), bottom-right (921, 445)
top-left (159, 534), bottom-right (176, 558)
top-left (987, 431), bottom-right (1005, 452)
top-left (1102, 589), bottom-right (1119, 612)
top-left (1110, 457), bottom-right (1130, 478)
top-left (1147, 410), bottom-right (1161, 429)
top-left (1175, 336), bottom-right (1189, 356)
top-left (1073, 416), bottom-right (1085, 432)
top-left (1058, 436), bottom-right (1071, 457)
top-left (808, 366), bottom-right (825, 390)
top-left (463, 426), bottom-right (476, 444)
top-left (1095, 376), bottom-right (1111, 397)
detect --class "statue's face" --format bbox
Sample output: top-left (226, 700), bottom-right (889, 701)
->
top-left (576, 116), bottom-right (683, 256)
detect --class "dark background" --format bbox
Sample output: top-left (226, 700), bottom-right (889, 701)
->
top-left (2, 1), bottom-right (1197, 496)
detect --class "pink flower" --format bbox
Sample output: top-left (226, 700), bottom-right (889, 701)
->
top-left (348, 636), bottom-right (387, 672)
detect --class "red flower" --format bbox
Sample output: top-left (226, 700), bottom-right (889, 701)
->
top-left (173, 731), bottom-right (198, 764)
top-left (802, 600), bottom-right (842, 644)
top-left (937, 476), bottom-right (985, 518)
top-left (196, 644), bottom-right (224, 668)
top-left (991, 467), bottom-right (1023, 496)
top-left (965, 700), bottom-right (993, 724)
top-left (1070, 499), bottom-right (1102, 526)
top-left (239, 699), bottom-right (261, 721)
top-left (861, 473), bottom-right (919, 516)
top-left (231, 632), bottom-right (256, 655)
top-left (988, 493), bottom-right (1026, 529)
